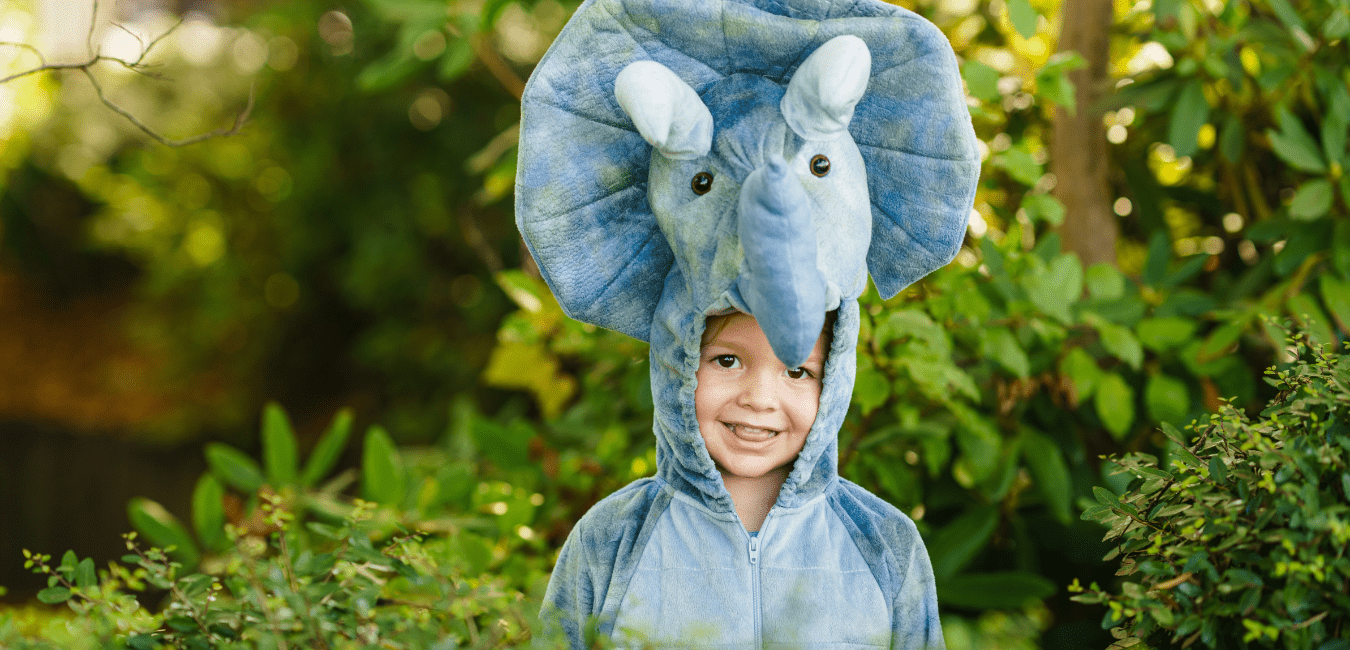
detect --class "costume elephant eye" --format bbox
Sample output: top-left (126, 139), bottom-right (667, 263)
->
top-left (810, 155), bottom-right (830, 177)
top-left (691, 171), bottom-right (714, 195)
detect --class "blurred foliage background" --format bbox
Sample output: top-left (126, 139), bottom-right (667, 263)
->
top-left (1, 0), bottom-right (1348, 646)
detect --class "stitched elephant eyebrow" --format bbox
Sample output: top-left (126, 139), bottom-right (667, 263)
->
top-left (855, 139), bottom-right (975, 165)
top-left (868, 197), bottom-right (940, 260)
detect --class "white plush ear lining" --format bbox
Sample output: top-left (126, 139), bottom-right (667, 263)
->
top-left (615, 61), bottom-right (713, 160)
top-left (782, 35), bottom-right (872, 141)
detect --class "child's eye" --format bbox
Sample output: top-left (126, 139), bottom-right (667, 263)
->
top-left (785, 367), bottom-right (815, 380)
top-left (711, 354), bottom-right (740, 369)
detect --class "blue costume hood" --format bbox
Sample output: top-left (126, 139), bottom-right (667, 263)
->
top-left (515, 0), bottom-right (979, 645)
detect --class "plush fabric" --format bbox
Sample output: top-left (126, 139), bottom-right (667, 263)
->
top-left (515, 0), bottom-right (978, 647)
top-left (516, 0), bottom-right (980, 343)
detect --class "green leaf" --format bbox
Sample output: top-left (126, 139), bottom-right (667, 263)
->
top-left (1092, 485), bottom-right (1122, 507)
top-left (1095, 373), bottom-right (1135, 440)
top-left (36, 587), bottom-right (71, 604)
top-left (480, 0), bottom-right (514, 28)
top-left (1322, 274), bottom-right (1350, 336)
top-left (952, 404), bottom-right (1003, 482)
top-left (962, 60), bottom-right (1001, 102)
top-left (301, 408), bottom-right (354, 487)
top-left (357, 53), bottom-right (420, 92)
top-left (1219, 113), bottom-right (1245, 163)
top-left (983, 327), bottom-right (1030, 378)
top-left (204, 443), bottom-right (265, 494)
top-left (74, 558), bottom-right (95, 590)
top-left (1335, 220), bottom-right (1350, 280)
top-left (1136, 317), bottom-right (1198, 351)
top-left (1208, 456), bottom-right (1228, 485)
top-left (483, 339), bottom-right (576, 418)
top-left (1023, 429), bottom-right (1073, 525)
top-left (1060, 347), bottom-right (1102, 400)
top-left (1267, 109), bottom-right (1327, 173)
top-left (1169, 81), bottom-right (1210, 158)
top-left (1264, 0), bottom-right (1306, 32)
top-left (495, 269), bottom-right (562, 315)
top-left (1323, 83), bottom-right (1350, 165)
top-left (1025, 254), bottom-right (1084, 324)
top-left (127, 497), bottom-right (200, 567)
top-left (1326, 7), bottom-right (1350, 40)
top-left (1286, 292), bottom-right (1336, 348)
top-left (1145, 373), bottom-right (1190, 426)
top-left (1034, 53), bottom-right (1085, 112)
top-left (1007, 0), bottom-right (1039, 38)
top-left (938, 571), bottom-right (1056, 610)
top-left (192, 474), bottom-right (228, 553)
top-left (262, 402), bottom-right (299, 487)
top-left (1142, 231), bottom-right (1171, 287)
top-left (1197, 320), bottom-right (1246, 362)
top-left (878, 310), bottom-right (952, 358)
top-left (1097, 321), bottom-right (1143, 370)
top-left (930, 505), bottom-right (999, 581)
top-left (853, 358), bottom-right (891, 416)
top-left (1289, 179), bottom-right (1333, 220)
top-left (996, 143), bottom-right (1043, 187)
top-left (1274, 222), bottom-right (1328, 276)
top-left (1086, 263), bottom-right (1125, 300)
top-left (362, 426), bottom-right (407, 507)
top-left (437, 37), bottom-right (475, 81)
top-left (1021, 193), bottom-right (1066, 226)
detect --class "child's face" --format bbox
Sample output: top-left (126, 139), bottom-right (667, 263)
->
top-left (695, 312), bottom-right (826, 480)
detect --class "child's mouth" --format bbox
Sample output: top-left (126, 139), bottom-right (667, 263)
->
top-left (724, 422), bottom-right (780, 442)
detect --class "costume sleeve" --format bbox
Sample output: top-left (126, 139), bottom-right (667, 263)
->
top-left (890, 519), bottom-right (945, 650)
top-left (539, 524), bottom-right (602, 650)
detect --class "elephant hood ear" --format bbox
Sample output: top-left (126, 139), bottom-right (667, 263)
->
top-left (856, 10), bottom-right (981, 298)
top-left (514, 53), bottom-right (676, 341)
top-left (782, 35), bottom-right (871, 141)
top-left (616, 61), bottom-right (713, 159)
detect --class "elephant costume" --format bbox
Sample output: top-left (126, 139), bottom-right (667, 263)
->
top-left (514, 0), bottom-right (980, 646)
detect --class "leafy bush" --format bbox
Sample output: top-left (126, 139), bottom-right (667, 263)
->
top-left (2, 508), bottom-right (538, 649)
top-left (0, 402), bottom-right (563, 649)
top-left (1072, 330), bottom-right (1350, 649)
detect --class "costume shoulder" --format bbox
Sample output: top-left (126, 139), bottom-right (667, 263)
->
top-left (830, 478), bottom-right (945, 650)
top-left (539, 477), bottom-right (674, 648)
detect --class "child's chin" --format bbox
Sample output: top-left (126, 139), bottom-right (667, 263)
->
top-left (716, 459), bottom-right (790, 480)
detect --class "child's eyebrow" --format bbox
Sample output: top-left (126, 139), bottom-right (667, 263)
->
top-left (700, 341), bottom-right (744, 355)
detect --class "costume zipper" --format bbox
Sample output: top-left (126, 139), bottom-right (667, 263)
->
top-left (749, 533), bottom-right (761, 646)
top-left (750, 510), bottom-right (773, 649)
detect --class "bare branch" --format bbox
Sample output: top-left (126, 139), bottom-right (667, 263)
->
top-left (137, 18), bottom-right (184, 66)
top-left (87, 0), bottom-right (101, 60)
top-left (113, 22), bottom-right (146, 55)
top-left (1, 5), bottom-right (251, 148)
top-left (83, 68), bottom-right (255, 147)
top-left (0, 41), bottom-right (47, 68)
top-left (471, 34), bottom-right (525, 101)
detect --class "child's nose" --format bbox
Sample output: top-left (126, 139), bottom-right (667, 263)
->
top-left (736, 372), bottom-right (777, 410)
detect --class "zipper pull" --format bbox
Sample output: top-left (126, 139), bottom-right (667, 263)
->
top-left (748, 537), bottom-right (759, 564)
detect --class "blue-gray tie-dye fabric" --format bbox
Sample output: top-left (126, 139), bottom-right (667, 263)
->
top-left (514, 0), bottom-right (979, 647)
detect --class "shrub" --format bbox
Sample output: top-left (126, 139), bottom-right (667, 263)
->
top-left (0, 402), bottom-right (560, 649)
top-left (1072, 330), bottom-right (1350, 649)
top-left (2, 507), bottom-right (541, 649)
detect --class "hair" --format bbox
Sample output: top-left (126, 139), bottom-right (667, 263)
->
top-left (701, 310), bottom-right (838, 358)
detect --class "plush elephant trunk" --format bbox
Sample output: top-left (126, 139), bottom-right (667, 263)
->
top-left (736, 155), bottom-right (828, 368)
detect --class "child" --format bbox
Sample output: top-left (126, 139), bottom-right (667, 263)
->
top-left (694, 311), bottom-right (832, 534)
top-left (514, 0), bottom-right (979, 646)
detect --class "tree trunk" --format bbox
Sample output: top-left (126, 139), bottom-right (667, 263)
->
top-left (1052, 0), bottom-right (1117, 267)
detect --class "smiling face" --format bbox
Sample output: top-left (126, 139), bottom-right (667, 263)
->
top-left (695, 312), bottom-right (827, 481)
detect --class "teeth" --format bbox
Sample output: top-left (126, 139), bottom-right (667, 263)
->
top-left (726, 423), bottom-right (780, 440)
